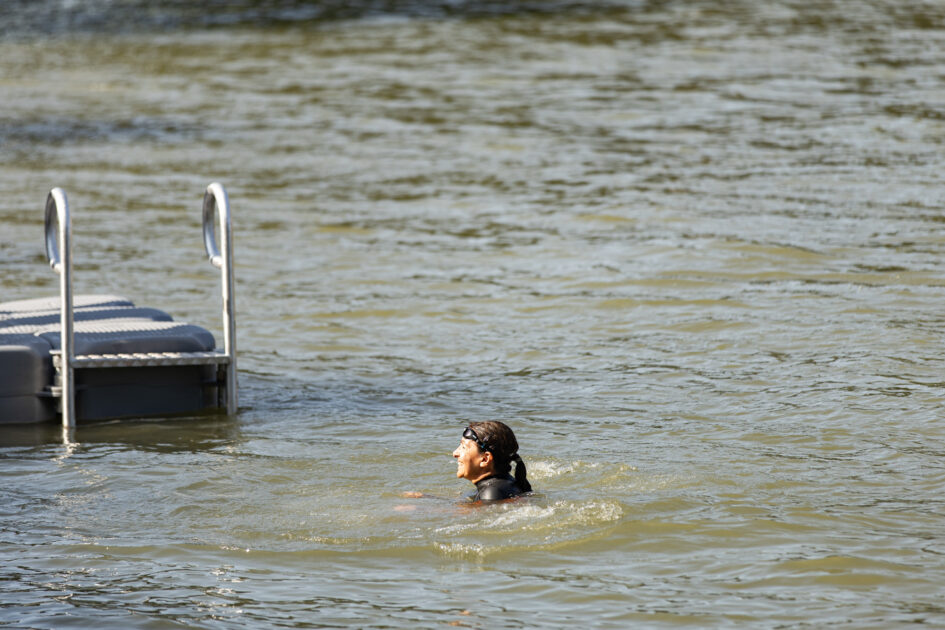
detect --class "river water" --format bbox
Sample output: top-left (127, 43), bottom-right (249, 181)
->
top-left (2, 0), bottom-right (945, 627)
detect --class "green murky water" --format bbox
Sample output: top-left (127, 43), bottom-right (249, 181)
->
top-left (3, 1), bottom-right (945, 627)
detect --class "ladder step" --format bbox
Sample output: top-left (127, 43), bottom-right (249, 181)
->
top-left (52, 350), bottom-right (231, 369)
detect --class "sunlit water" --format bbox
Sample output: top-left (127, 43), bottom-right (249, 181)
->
top-left (3, 1), bottom-right (945, 627)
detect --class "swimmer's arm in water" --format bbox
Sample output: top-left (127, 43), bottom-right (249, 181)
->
top-left (394, 491), bottom-right (456, 511)
top-left (399, 491), bottom-right (450, 500)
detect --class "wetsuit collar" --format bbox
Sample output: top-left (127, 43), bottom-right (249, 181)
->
top-left (474, 474), bottom-right (498, 487)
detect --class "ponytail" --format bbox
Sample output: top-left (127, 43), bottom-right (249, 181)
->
top-left (512, 453), bottom-right (532, 493)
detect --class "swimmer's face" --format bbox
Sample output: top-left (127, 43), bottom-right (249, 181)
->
top-left (453, 437), bottom-right (489, 482)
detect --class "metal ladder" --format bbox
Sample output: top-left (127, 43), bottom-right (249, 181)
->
top-left (45, 183), bottom-right (238, 428)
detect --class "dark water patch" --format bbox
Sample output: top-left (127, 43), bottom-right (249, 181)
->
top-left (5, 0), bottom-right (945, 43)
top-left (0, 116), bottom-right (205, 148)
top-left (0, 0), bottom-right (638, 38)
top-left (0, 415), bottom-right (242, 451)
top-left (884, 104), bottom-right (945, 122)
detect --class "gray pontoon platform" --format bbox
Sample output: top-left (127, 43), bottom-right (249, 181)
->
top-left (0, 184), bottom-right (237, 426)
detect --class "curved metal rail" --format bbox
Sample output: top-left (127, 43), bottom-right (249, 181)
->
top-left (45, 183), bottom-right (238, 428)
top-left (44, 187), bottom-right (75, 426)
top-left (202, 182), bottom-right (238, 416)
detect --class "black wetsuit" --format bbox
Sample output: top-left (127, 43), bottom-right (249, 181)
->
top-left (467, 474), bottom-right (523, 502)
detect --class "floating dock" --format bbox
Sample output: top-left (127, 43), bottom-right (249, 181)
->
top-left (0, 184), bottom-right (237, 426)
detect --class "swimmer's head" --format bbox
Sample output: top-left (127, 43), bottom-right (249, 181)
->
top-left (461, 421), bottom-right (532, 493)
top-left (464, 421), bottom-right (516, 464)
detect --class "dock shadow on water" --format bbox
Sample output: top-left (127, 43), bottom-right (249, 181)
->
top-left (4, 0), bottom-right (945, 627)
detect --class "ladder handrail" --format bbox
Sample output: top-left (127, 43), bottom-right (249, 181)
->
top-left (44, 183), bottom-right (238, 428)
top-left (44, 187), bottom-right (75, 428)
top-left (202, 182), bottom-right (238, 415)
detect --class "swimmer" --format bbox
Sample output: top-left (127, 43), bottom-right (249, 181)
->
top-left (398, 421), bottom-right (532, 505)
top-left (454, 421), bottom-right (532, 502)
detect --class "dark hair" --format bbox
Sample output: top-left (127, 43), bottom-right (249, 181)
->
top-left (467, 420), bottom-right (532, 493)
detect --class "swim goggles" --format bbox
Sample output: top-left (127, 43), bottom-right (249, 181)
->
top-left (463, 426), bottom-right (491, 452)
